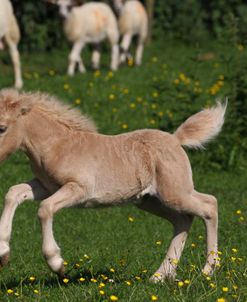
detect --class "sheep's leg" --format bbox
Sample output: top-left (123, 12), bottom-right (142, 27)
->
top-left (0, 179), bottom-right (50, 266)
top-left (91, 44), bottom-right (101, 70)
top-left (107, 28), bottom-right (119, 71)
top-left (0, 39), bottom-right (4, 50)
top-left (110, 43), bottom-right (119, 71)
top-left (120, 33), bottom-right (133, 64)
top-left (5, 39), bottom-right (23, 89)
top-left (135, 36), bottom-right (145, 65)
top-left (38, 182), bottom-right (86, 276)
top-left (68, 40), bottom-right (85, 76)
top-left (137, 197), bottom-right (193, 281)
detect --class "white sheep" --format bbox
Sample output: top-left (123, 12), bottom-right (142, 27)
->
top-left (113, 0), bottom-right (148, 65)
top-left (46, 0), bottom-right (119, 75)
top-left (0, 0), bottom-right (23, 89)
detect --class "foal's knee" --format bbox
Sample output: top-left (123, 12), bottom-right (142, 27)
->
top-left (38, 201), bottom-right (53, 220)
top-left (5, 185), bottom-right (26, 206)
top-left (204, 195), bottom-right (218, 221)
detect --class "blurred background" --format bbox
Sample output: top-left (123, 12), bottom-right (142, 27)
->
top-left (11, 0), bottom-right (247, 51)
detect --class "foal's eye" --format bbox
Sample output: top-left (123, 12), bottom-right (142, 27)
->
top-left (0, 126), bottom-right (7, 134)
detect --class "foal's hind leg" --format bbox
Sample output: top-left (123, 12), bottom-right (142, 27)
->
top-left (137, 197), bottom-right (193, 281)
top-left (158, 190), bottom-right (218, 276)
top-left (192, 191), bottom-right (219, 275)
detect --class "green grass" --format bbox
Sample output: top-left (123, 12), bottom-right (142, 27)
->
top-left (0, 38), bottom-right (246, 301)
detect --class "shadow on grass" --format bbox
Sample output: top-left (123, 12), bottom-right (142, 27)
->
top-left (0, 267), bottom-right (151, 290)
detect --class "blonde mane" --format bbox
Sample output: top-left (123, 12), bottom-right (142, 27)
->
top-left (0, 89), bottom-right (97, 132)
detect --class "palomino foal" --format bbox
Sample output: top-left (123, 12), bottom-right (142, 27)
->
top-left (0, 89), bottom-right (226, 281)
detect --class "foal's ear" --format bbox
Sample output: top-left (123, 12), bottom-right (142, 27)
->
top-left (19, 99), bottom-right (32, 116)
top-left (20, 105), bottom-right (32, 116)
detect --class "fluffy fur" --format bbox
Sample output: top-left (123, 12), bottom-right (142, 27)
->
top-left (0, 89), bottom-right (226, 281)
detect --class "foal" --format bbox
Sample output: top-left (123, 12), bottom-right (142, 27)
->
top-left (0, 89), bottom-right (226, 281)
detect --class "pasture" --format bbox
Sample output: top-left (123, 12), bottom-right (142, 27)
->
top-left (0, 38), bottom-right (246, 302)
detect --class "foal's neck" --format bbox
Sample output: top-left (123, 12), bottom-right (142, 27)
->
top-left (21, 107), bottom-right (71, 162)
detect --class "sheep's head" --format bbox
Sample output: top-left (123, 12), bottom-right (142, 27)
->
top-left (45, 0), bottom-right (83, 18)
top-left (113, 0), bottom-right (125, 15)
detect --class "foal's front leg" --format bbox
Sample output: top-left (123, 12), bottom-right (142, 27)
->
top-left (0, 179), bottom-right (49, 266)
top-left (38, 182), bottom-right (85, 276)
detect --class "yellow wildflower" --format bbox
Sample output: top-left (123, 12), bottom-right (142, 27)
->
top-left (128, 58), bottom-right (134, 66)
top-left (110, 295), bottom-right (118, 301)
top-left (178, 281), bottom-right (184, 287)
top-left (94, 70), bottom-right (101, 77)
top-left (91, 278), bottom-right (97, 283)
top-left (151, 295), bottom-right (158, 301)
top-left (74, 99), bottom-right (81, 105)
top-left (63, 278), bottom-right (69, 284)
top-left (122, 123), bottom-right (128, 129)
top-left (152, 92), bottom-right (159, 98)
top-left (217, 298), bottom-right (226, 302)
top-left (49, 70), bottom-right (55, 76)
top-left (108, 94), bottom-right (116, 101)
top-left (129, 103), bottom-right (136, 109)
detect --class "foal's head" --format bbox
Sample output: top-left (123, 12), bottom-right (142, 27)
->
top-left (0, 89), bottom-right (31, 160)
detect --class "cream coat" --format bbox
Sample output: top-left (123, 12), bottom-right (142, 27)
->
top-left (0, 89), bottom-right (226, 280)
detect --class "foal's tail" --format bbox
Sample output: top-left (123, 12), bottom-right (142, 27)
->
top-left (174, 101), bottom-right (227, 149)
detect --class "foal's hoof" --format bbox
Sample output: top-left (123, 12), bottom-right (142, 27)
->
top-left (57, 264), bottom-right (66, 278)
top-left (150, 272), bottom-right (176, 283)
top-left (150, 273), bottom-right (166, 284)
top-left (0, 252), bottom-right (10, 267)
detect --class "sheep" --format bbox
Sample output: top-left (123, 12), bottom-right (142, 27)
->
top-left (46, 0), bottom-right (119, 75)
top-left (0, 0), bottom-right (23, 89)
top-left (113, 0), bottom-right (148, 65)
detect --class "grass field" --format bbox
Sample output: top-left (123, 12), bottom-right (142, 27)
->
top-left (0, 38), bottom-right (246, 301)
